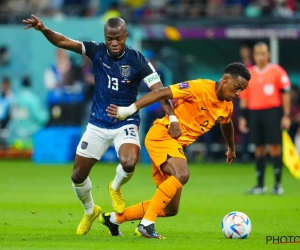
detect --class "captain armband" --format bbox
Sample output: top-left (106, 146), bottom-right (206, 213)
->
top-left (144, 72), bottom-right (161, 88)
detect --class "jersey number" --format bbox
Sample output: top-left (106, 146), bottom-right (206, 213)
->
top-left (107, 75), bottom-right (118, 91)
top-left (200, 120), bottom-right (209, 131)
top-left (124, 127), bottom-right (136, 137)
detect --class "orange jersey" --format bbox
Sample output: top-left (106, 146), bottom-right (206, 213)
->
top-left (239, 64), bottom-right (290, 110)
top-left (154, 79), bottom-right (233, 146)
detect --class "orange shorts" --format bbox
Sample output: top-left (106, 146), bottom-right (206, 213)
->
top-left (145, 123), bottom-right (186, 186)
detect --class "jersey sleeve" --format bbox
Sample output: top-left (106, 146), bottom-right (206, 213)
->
top-left (81, 41), bottom-right (100, 60)
top-left (169, 80), bottom-right (198, 100)
top-left (275, 65), bottom-right (291, 92)
top-left (137, 53), bottom-right (161, 88)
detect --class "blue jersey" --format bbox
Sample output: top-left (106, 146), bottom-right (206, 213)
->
top-left (81, 41), bottom-right (160, 129)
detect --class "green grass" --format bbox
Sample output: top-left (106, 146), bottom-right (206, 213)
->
top-left (0, 160), bottom-right (300, 250)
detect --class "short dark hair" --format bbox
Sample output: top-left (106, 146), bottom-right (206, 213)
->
top-left (105, 18), bottom-right (125, 29)
top-left (224, 62), bottom-right (251, 81)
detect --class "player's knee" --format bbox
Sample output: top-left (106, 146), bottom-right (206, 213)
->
top-left (71, 168), bottom-right (87, 184)
top-left (269, 145), bottom-right (281, 156)
top-left (176, 169), bottom-right (190, 185)
top-left (119, 155), bottom-right (137, 172)
top-left (255, 146), bottom-right (266, 157)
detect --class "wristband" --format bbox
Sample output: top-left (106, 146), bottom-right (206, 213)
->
top-left (169, 115), bottom-right (178, 123)
top-left (117, 104), bottom-right (137, 120)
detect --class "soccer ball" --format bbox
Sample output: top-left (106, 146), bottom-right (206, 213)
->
top-left (221, 211), bottom-right (251, 239)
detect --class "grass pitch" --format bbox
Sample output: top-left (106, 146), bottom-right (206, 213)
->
top-left (0, 160), bottom-right (299, 250)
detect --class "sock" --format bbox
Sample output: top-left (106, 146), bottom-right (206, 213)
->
top-left (113, 201), bottom-right (166, 225)
top-left (143, 176), bottom-right (182, 224)
top-left (272, 155), bottom-right (282, 186)
top-left (140, 218), bottom-right (154, 226)
top-left (72, 177), bottom-right (94, 216)
top-left (255, 157), bottom-right (266, 187)
top-left (111, 164), bottom-right (134, 191)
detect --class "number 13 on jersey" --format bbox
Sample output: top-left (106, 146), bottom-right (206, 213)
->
top-left (107, 75), bottom-right (118, 91)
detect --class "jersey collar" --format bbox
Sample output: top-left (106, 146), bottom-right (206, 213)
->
top-left (107, 46), bottom-right (126, 59)
top-left (254, 63), bottom-right (271, 75)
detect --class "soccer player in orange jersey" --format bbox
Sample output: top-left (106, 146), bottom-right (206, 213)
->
top-left (101, 62), bottom-right (250, 238)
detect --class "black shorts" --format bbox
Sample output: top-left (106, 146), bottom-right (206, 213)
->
top-left (249, 107), bottom-right (282, 146)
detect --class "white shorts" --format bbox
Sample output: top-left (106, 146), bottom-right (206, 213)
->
top-left (76, 123), bottom-right (140, 160)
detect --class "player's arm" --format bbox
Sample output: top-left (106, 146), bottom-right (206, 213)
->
top-left (238, 87), bottom-right (249, 134)
top-left (107, 80), bottom-right (195, 120)
top-left (137, 55), bottom-right (176, 117)
top-left (220, 119), bottom-right (236, 164)
top-left (23, 14), bottom-right (82, 54)
top-left (149, 82), bottom-right (182, 139)
top-left (107, 87), bottom-right (173, 120)
top-left (150, 83), bottom-right (175, 117)
top-left (278, 71), bottom-right (291, 130)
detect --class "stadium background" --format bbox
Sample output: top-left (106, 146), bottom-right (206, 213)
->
top-left (1, 1), bottom-right (300, 249)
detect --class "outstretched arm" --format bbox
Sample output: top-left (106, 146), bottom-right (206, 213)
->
top-left (220, 120), bottom-right (236, 164)
top-left (150, 82), bottom-right (175, 117)
top-left (149, 82), bottom-right (182, 139)
top-left (23, 14), bottom-right (82, 54)
top-left (107, 87), bottom-right (173, 120)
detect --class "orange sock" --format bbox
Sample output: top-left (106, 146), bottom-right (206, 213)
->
top-left (144, 176), bottom-right (182, 223)
top-left (116, 201), bottom-right (166, 224)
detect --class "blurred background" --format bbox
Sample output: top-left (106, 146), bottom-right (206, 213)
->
top-left (0, 0), bottom-right (300, 164)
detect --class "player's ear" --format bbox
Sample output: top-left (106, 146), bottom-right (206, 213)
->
top-left (222, 75), bottom-right (229, 84)
top-left (125, 32), bottom-right (128, 41)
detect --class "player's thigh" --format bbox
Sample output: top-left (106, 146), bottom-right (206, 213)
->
top-left (249, 110), bottom-right (265, 146)
top-left (145, 124), bottom-right (188, 185)
top-left (162, 157), bottom-right (190, 185)
top-left (76, 123), bottom-right (112, 161)
top-left (264, 107), bottom-right (282, 145)
top-left (114, 124), bottom-right (140, 166)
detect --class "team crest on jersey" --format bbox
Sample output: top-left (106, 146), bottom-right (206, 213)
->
top-left (120, 65), bottom-right (131, 78)
top-left (81, 141), bottom-right (88, 149)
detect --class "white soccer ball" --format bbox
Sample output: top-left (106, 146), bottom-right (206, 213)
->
top-left (221, 211), bottom-right (252, 239)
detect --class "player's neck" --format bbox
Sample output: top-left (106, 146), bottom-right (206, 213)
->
top-left (215, 81), bottom-right (224, 101)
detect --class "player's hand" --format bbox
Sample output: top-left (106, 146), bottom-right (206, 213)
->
top-left (281, 115), bottom-right (291, 130)
top-left (107, 104), bottom-right (122, 120)
top-left (225, 148), bottom-right (236, 164)
top-left (23, 14), bottom-right (46, 31)
top-left (168, 122), bottom-right (182, 139)
top-left (106, 104), bottom-right (137, 121)
top-left (238, 117), bottom-right (249, 134)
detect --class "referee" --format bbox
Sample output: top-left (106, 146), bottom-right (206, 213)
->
top-left (239, 42), bottom-right (291, 195)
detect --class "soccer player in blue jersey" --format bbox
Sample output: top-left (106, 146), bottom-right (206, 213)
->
top-left (23, 15), bottom-right (181, 235)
